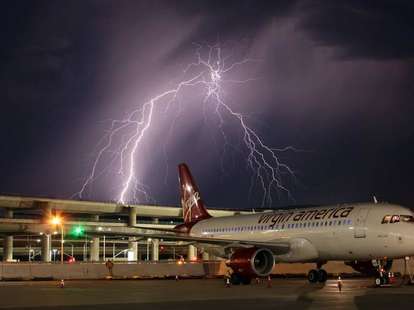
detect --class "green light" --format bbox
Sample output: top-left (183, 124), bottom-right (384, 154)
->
top-left (71, 225), bottom-right (85, 237)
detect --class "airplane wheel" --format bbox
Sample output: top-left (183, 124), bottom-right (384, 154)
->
top-left (308, 269), bottom-right (319, 283)
top-left (375, 277), bottom-right (385, 287)
top-left (230, 273), bottom-right (241, 285)
top-left (317, 269), bottom-right (328, 283)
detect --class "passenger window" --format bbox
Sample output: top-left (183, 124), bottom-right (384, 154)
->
top-left (382, 215), bottom-right (391, 224)
top-left (390, 215), bottom-right (400, 223)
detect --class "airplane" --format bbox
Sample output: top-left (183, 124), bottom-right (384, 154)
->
top-left (125, 163), bottom-right (414, 286)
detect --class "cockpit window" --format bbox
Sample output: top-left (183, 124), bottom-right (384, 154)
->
top-left (382, 215), bottom-right (391, 224)
top-left (401, 215), bottom-right (414, 223)
top-left (390, 215), bottom-right (400, 223)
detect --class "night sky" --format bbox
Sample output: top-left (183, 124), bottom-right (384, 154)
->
top-left (1, 0), bottom-right (413, 209)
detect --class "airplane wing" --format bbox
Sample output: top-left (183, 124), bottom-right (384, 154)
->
top-left (157, 234), bottom-right (291, 254)
top-left (93, 228), bottom-right (290, 255)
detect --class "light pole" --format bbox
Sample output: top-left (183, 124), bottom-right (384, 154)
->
top-left (51, 216), bottom-right (64, 264)
top-left (103, 235), bottom-right (106, 261)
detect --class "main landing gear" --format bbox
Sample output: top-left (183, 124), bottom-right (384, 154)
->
top-left (308, 262), bottom-right (328, 283)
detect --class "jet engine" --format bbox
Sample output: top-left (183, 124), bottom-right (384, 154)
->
top-left (227, 247), bottom-right (274, 277)
top-left (345, 259), bottom-right (393, 276)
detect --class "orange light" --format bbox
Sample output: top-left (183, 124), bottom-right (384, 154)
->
top-left (50, 216), bottom-right (62, 225)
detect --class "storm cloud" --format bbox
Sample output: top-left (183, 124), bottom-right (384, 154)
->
top-left (0, 1), bottom-right (413, 209)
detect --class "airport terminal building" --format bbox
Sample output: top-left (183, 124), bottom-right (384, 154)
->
top-left (0, 195), bottom-right (244, 263)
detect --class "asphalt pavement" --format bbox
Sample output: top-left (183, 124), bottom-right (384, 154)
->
top-left (0, 278), bottom-right (413, 309)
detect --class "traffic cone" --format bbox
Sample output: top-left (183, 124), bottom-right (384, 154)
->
top-left (267, 276), bottom-right (272, 288)
top-left (226, 277), bottom-right (230, 288)
top-left (59, 279), bottom-right (65, 288)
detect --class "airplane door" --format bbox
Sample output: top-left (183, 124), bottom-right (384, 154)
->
top-left (354, 207), bottom-right (370, 238)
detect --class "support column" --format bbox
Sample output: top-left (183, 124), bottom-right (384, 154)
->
top-left (3, 209), bottom-right (14, 262)
top-left (128, 237), bottom-right (138, 261)
top-left (128, 208), bottom-right (137, 226)
top-left (90, 237), bottom-right (100, 261)
top-left (41, 234), bottom-right (51, 262)
top-left (187, 245), bottom-right (197, 261)
top-left (151, 239), bottom-right (159, 261)
top-left (3, 235), bottom-right (13, 262)
top-left (5, 209), bottom-right (13, 219)
top-left (90, 215), bottom-right (100, 261)
top-left (40, 203), bottom-right (52, 262)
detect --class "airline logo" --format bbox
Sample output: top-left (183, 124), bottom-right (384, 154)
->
top-left (258, 206), bottom-right (354, 229)
top-left (182, 187), bottom-right (201, 222)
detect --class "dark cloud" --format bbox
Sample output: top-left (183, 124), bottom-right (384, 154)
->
top-left (171, 0), bottom-right (298, 38)
top-left (169, 0), bottom-right (414, 61)
top-left (299, 0), bottom-right (414, 60)
top-left (0, 1), bottom-right (413, 208)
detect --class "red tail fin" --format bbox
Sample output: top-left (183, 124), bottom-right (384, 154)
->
top-left (178, 163), bottom-right (211, 224)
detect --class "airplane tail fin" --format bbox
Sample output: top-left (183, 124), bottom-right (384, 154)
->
top-left (178, 163), bottom-right (211, 224)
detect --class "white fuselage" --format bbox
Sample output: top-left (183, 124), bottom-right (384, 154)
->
top-left (190, 203), bottom-right (414, 262)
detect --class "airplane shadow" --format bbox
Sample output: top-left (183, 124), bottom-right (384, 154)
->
top-left (294, 282), bottom-right (326, 309)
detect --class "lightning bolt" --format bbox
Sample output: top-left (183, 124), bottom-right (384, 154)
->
top-left (77, 44), bottom-right (296, 207)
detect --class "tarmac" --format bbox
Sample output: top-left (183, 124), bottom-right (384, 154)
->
top-left (0, 278), bottom-right (413, 310)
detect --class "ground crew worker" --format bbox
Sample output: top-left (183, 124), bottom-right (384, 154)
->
top-left (105, 259), bottom-right (114, 277)
top-left (337, 275), bottom-right (343, 292)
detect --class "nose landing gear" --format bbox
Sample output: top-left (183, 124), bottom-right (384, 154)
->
top-left (375, 271), bottom-right (394, 286)
top-left (373, 259), bottom-right (395, 287)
